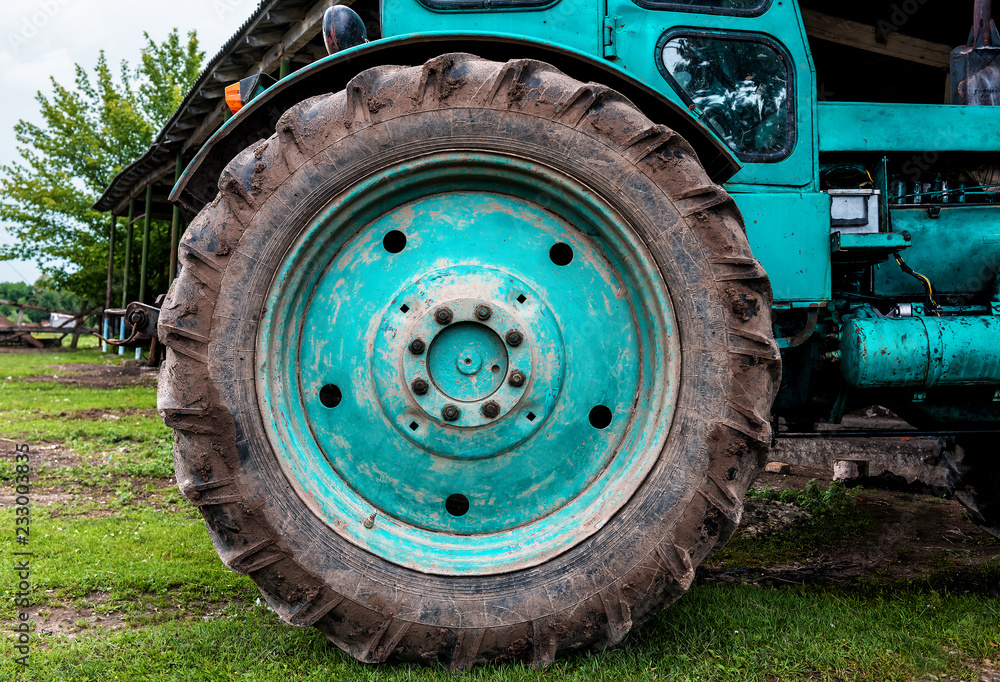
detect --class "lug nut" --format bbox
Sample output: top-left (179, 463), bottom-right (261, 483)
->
top-left (505, 330), bottom-right (523, 347)
top-left (481, 401), bottom-right (500, 419)
top-left (128, 310), bottom-right (148, 327)
top-left (435, 308), bottom-right (453, 325)
top-left (475, 305), bottom-right (492, 321)
top-left (409, 338), bottom-right (426, 355)
top-left (411, 378), bottom-right (429, 396)
top-left (442, 404), bottom-right (460, 421)
top-left (508, 370), bottom-right (526, 387)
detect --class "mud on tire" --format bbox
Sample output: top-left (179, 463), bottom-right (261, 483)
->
top-left (157, 54), bottom-right (781, 669)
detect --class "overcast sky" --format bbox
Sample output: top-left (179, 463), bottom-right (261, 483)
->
top-left (0, 0), bottom-right (258, 284)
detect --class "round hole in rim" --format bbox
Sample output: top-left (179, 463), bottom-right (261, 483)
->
top-left (445, 494), bottom-right (470, 517)
top-left (319, 384), bottom-right (343, 408)
top-left (491, 364), bottom-right (500, 373)
top-left (589, 405), bottom-right (612, 429)
top-left (382, 230), bottom-right (407, 254)
top-left (549, 242), bottom-right (574, 266)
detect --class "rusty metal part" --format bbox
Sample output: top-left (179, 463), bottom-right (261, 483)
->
top-left (442, 404), bottom-right (460, 422)
top-left (777, 308), bottom-right (820, 349)
top-left (411, 378), bottom-right (429, 396)
top-left (409, 338), bottom-right (426, 355)
top-left (93, 301), bottom-right (160, 348)
top-left (475, 304), bottom-right (492, 321)
top-left (434, 307), bottom-right (453, 325)
top-left (505, 330), bottom-right (523, 347)
top-left (481, 401), bottom-right (500, 418)
top-left (508, 370), bottom-right (526, 387)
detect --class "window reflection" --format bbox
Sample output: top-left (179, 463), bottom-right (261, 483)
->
top-left (661, 35), bottom-right (791, 158)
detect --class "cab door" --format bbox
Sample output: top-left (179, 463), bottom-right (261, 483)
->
top-left (605, 0), bottom-right (817, 190)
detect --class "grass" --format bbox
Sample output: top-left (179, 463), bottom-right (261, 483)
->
top-left (713, 481), bottom-right (878, 568)
top-left (1, 345), bottom-right (997, 680)
top-left (3, 583), bottom-right (996, 681)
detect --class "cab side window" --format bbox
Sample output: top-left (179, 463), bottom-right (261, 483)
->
top-left (635, 0), bottom-right (770, 16)
top-left (657, 32), bottom-right (794, 161)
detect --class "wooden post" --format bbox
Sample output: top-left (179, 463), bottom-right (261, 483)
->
top-left (138, 185), bottom-right (153, 361)
top-left (121, 200), bottom-right (135, 308)
top-left (103, 212), bottom-right (117, 353)
top-left (139, 184), bottom-right (152, 304)
top-left (169, 154), bottom-right (182, 282)
top-left (120, 199), bottom-right (136, 356)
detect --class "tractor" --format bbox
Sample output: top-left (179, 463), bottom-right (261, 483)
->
top-left (147, 0), bottom-right (1000, 669)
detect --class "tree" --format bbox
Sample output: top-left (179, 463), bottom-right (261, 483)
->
top-left (0, 30), bottom-right (204, 304)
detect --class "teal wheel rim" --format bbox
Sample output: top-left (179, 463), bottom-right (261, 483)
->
top-left (258, 152), bottom-right (680, 575)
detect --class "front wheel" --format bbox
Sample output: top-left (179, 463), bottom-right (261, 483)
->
top-left (158, 53), bottom-right (780, 669)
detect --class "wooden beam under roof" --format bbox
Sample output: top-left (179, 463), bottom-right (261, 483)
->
top-left (182, 0), bottom-right (334, 154)
top-left (801, 9), bottom-right (954, 69)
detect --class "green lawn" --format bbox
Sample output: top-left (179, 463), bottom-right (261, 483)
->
top-left (1, 346), bottom-right (997, 681)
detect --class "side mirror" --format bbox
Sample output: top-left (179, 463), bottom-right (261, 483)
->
top-left (323, 5), bottom-right (368, 55)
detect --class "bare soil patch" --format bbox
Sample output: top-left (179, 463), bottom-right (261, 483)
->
top-left (702, 464), bottom-right (1000, 589)
top-left (23, 363), bottom-right (158, 389)
top-left (0, 440), bottom-right (81, 468)
top-left (43, 407), bottom-right (159, 421)
top-left (31, 591), bottom-right (242, 638)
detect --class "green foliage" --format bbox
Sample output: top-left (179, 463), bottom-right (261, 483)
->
top-left (0, 30), bottom-right (204, 303)
top-left (0, 279), bottom-right (83, 323)
top-left (717, 480), bottom-right (875, 567)
top-left (748, 479), bottom-right (859, 519)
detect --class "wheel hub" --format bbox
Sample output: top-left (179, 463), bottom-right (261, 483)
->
top-left (374, 276), bottom-right (563, 451)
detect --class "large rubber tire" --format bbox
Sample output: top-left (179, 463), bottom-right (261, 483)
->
top-left (943, 435), bottom-right (1000, 540)
top-left (158, 54), bottom-right (780, 669)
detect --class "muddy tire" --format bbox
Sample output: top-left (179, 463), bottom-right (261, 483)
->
top-left (943, 435), bottom-right (1000, 540)
top-left (158, 53), bottom-right (780, 669)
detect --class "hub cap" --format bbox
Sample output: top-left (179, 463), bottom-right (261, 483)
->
top-left (258, 153), bottom-right (680, 575)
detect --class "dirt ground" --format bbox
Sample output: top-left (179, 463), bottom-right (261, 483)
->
top-left (23, 362), bottom-right (159, 388)
top-left (702, 463), bottom-right (999, 588)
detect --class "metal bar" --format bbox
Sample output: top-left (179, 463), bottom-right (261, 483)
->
top-left (777, 430), bottom-right (1000, 439)
top-left (280, 58), bottom-right (291, 79)
top-left (169, 153), bottom-right (182, 282)
top-left (103, 213), bottom-right (117, 353)
top-left (119, 200), bottom-right (135, 356)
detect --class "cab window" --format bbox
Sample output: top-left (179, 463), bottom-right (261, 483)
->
top-left (657, 32), bottom-right (794, 161)
top-left (635, 0), bottom-right (770, 16)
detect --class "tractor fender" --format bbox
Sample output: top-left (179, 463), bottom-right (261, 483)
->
top-left (170, 32), bottom-right (741, 215)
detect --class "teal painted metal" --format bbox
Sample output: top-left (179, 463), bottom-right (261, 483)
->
top-left (731, 192), bottom-right (831, 302)
top-left (819, 102), bottom-right (1000, 153)
top-left (832, 231), bottom-right (911, 254)
top-left (257, 152), bottom-right (680, 574)
top-left (841, 316), bottom-right (1000, 388)
top-left (876, 206), bottom-right (1000, 297)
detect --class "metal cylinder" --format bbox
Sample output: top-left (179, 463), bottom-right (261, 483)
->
top-left (841, 316), bottom-right (1000, 388)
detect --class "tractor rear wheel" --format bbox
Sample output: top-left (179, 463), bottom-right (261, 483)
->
top-left (158, 53), bottom-right (780, 669)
